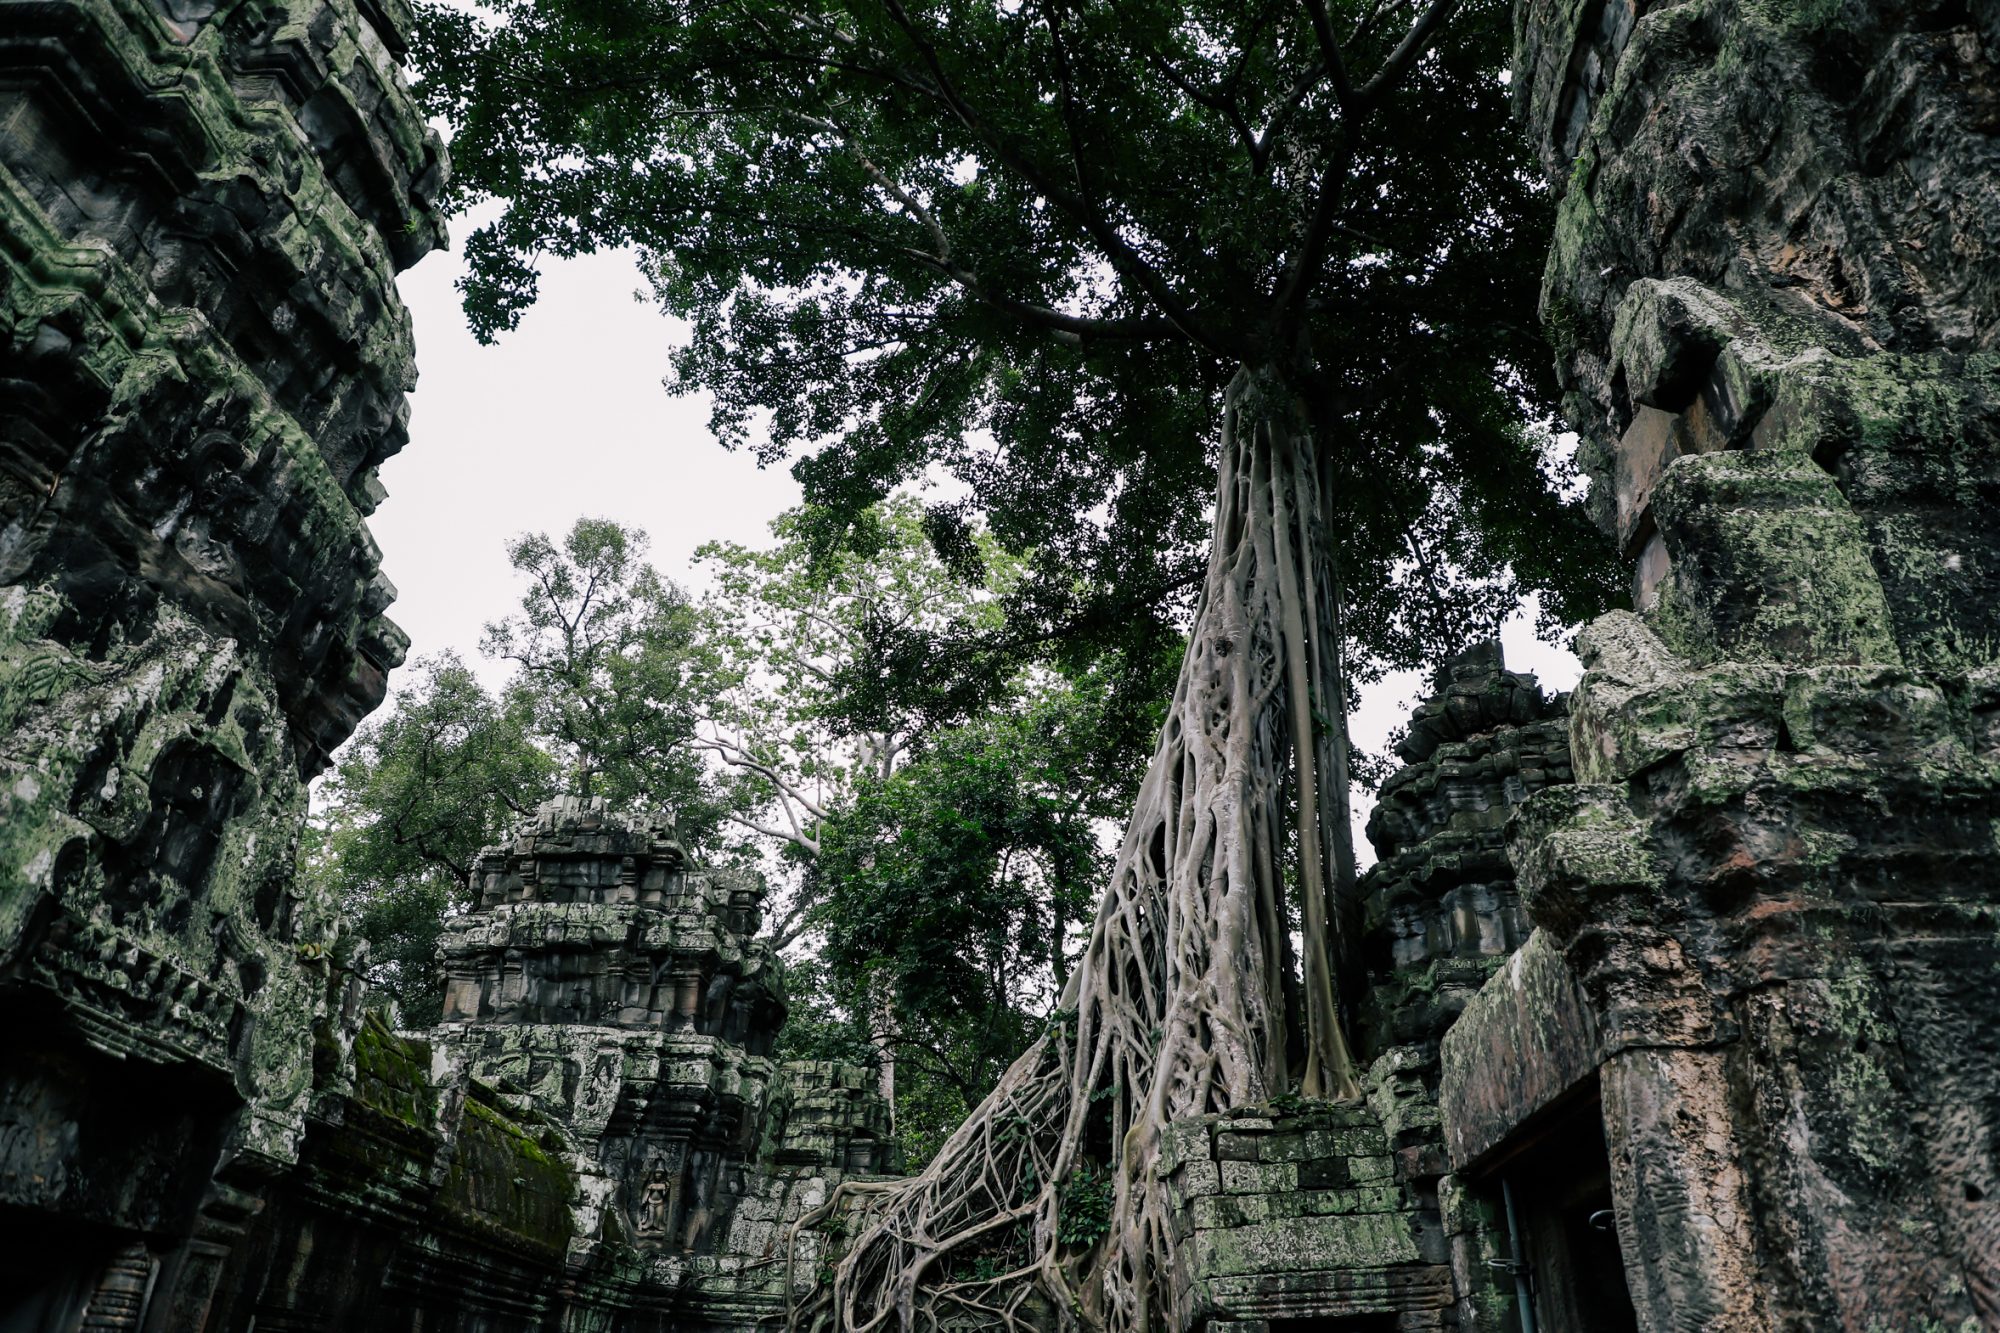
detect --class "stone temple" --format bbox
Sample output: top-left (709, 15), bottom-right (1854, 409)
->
top-left (3, 0), bottom-right (1999, 1330)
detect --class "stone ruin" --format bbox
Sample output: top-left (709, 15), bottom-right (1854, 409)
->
top-left (0, 0), bottom-right (895, 1322)
top-left (199, 795), bottom-right (893, 1330)
top-left (4, 0), bottom-right (2000, 1330)
top-left (426, 798), bottom-right (894, 1329)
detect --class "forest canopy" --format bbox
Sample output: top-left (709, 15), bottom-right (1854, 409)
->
top-left (414, 0), bottom-right (1619, 710)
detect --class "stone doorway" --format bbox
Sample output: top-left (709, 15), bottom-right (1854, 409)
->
top-left (1483, 1091), bottom-right (1637, 1333)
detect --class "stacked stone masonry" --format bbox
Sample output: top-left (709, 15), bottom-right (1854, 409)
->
top-left (424, 799), bottom-right (896, 1333)
top-left (0, 0), bottom-right (894, 1322)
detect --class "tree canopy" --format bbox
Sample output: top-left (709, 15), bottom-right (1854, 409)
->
top-left (694, 497), bottom-right (1018, 875)
top-left (416, 0), bottom-right (1619, 707)
top-left (483, 517), bottom-right (722, 829)
top-left (699, 499), bottom-right (1156, 1156)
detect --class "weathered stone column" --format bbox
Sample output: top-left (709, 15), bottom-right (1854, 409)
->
top-left (0, 0), bottom-right (443, 1319)
top-left (1505, 1), bottom-right (2000, 1327)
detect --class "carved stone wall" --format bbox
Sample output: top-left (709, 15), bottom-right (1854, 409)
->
top-left (0, 0), bottom-right (444, 1320)
top-left (1354, 644), bottom-right (1567, 1058)
top-left (427, 799), bottom-right (895, 1332)
top-left (31, 796), bottom-right (900, 1332)
top-left (1435, 3), bottom-right (2000, 1331)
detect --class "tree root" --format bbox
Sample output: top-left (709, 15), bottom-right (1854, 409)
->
top-left (791, 365), bottom-right (1362, 1333)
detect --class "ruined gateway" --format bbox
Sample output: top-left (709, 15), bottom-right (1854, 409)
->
top-left (1, 0), bottom-right (1997, 1329)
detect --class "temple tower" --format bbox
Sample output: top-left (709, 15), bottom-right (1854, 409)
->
top-left (1438, 4), bottom-right (2000, 1329)
top-left (432, 797), bottom-right (894, 1330)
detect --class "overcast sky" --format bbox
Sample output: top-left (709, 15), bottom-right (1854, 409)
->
top-left (377, 232), bottom-right (1581, 842)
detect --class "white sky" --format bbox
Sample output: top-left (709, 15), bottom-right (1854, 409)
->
top-left (379, 235), bottom-right (1581, 860)
top-left (377, 241), bottom-right (802, 690)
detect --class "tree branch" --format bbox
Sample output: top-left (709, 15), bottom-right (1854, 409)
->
top-left (873, 0), bottom-right (1238, 358)
top-left (1273, 0), bottom-right (1460, 331)
top-left (1356, 0), bottom-right (1459, 107)
top-left (1298, 0), bottom-right (1355, 113)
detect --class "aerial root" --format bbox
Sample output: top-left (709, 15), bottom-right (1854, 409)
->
top-left (791, 366), bottom-right (1363, 1333)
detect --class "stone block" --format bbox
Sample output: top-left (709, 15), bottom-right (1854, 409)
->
top-left (1214, 1132), bottom-right (1261, 1162)
top-left (1652, 452), bottom-right (1902, 668)
top-left (1190, 1193), bottom-right (1271, 1231)
top-left (1616, 405), bottom-right (1681, 557)
top-left (1781, 666), bottom-right (1963, 765)
top-left (1438, 931), bottom-right (1601, 1169)
top-left (1218, 1160), bottom-right (1297, 1195)
top-left (1609, 277), bottom-right (1742, 414)
top-left (1158, 1118), bottom-right (1213, 1175)
top-left (1295, 1157), bottom-right (1351, 1190)
top-left (1346, 1155), bottom-right (1395, 1184)
top-left (1174, 1158), bottom-right (1223, 1199)
top-left (1190, 1212), bottom-right (1422, 1277)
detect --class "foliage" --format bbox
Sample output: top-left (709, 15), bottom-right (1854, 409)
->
top-left (1057, 1162), bottom-right (1115, 1250)
top-left (484, 517), bottom-right (724, 837)
top-left (694, 498), bottom-right (1016, 875)
top-left (714, 501), bottom-right (1155, 1163)
top-left (809, 676), bottom-right (1124, 1161)
top-left (816, 678), bottom-right (1117, 1004)
top-left (306, 654), bottom-right (558, 1022)
top-left (410, 0), bottom-right (1632, 1323)
top-left (415, 0), bottom-right (1621, 705)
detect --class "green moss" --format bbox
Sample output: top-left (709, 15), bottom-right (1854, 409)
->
top-left (1745, 0), bottom-right (1850, 35)
top-left (1652, 453), bottom-right (1901, 667)
top-left (1542, 287), bottom-right (1591, 363)
top-left (440, 1093), bottom-right (577, 1258)
top-left (1812, 960), bottom-right (1907, 1177)
top-left (353, 1011), bottom-right (439, 1128)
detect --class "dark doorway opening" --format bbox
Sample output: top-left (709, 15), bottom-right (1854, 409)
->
top-left (1484, 1087), bottom-right (1638, 1333)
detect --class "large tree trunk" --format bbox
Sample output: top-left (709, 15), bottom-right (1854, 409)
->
top-left (806, 365), bottom-right (1360, 1333)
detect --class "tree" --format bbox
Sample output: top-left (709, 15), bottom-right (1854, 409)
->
top-left (694, 499), bottom-right (1016, 902)
top-left (811, 672), bottom-right (1126, 1165)
top-left (307, 655), bottom-right (557, 1023)
top-left (484, 517), bottom-right (723, 836)
top-left (415, 0), bottom-right (1624, 1327)
top-left (700, 499), bottom-right (1143, 1130)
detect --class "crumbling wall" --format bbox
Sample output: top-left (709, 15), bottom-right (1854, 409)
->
top-left (0, 0), bottom-right (444, 1320)
top-left (421, 800), bottom-right (896, 1332)
top-left (1437, 2), bottom-right (2000, 1329)
top-left (0, 4), bottom-right (895, 1321)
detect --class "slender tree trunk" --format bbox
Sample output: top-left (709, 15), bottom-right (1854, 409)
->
top-left (1051, 882), bottom-right (1069, 996)
top-left (871, 969), bottom-right (899, 1134)
top-left (804, 366), bottom-right (1364, 1333)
